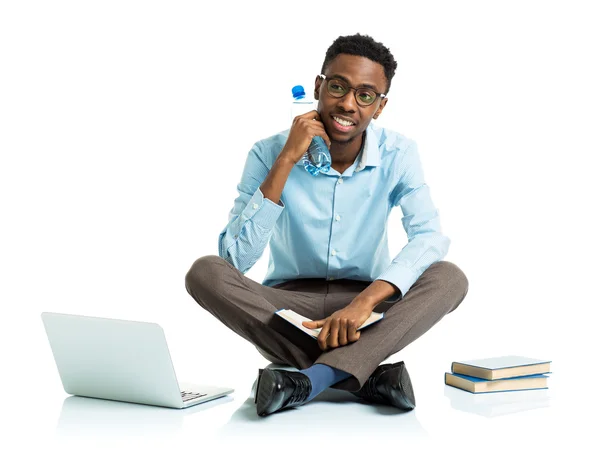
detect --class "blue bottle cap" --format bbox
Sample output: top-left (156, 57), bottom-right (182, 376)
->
top-left (292, 85), bottom-right (306, 99)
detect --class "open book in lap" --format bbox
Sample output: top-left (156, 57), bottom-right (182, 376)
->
top-left (275, 308), bottom-right (384, 340)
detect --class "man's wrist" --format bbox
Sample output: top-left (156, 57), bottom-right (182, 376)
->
top-left (276, 151), bottom-right (297, 169)
top-left (352, 295), bottom-right (379, 311)
top-left (353, 280), bottom-right (400, 310)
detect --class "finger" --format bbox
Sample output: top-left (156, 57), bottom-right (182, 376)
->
top-left (318, 131), bottom-right (332, 149)
top-left (301, 109), bottom-right (320, 120)
top-left (303, 319), bottom-right (324, 328)
top-left (317, 319), bottom-right (331, 351)
top-left (339, 318), bottom-right (348, 346)
top-left (328, 318), bottom-right (340, 349)
top-left (325, 134), bottom-right (332, 149)
top-left (347, 322), bottom-right (361, 342)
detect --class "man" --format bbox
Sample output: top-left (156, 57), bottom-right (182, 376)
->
top-left (185, 33), bottom-right (468, 417)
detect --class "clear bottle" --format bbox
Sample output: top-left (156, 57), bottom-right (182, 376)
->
top-left (291, 85), bottom-right (331, 176)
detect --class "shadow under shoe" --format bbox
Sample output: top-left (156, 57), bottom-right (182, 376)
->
top-left (352, 361), bottom-right (416, 412)
top-left (256, 369), bottom-right (312, 417)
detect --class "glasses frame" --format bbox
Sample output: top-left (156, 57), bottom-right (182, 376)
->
top-left (318, 74), bottom-right (387, 107)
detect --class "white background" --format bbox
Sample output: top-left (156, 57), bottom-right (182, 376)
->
top-left (1, 0), bottom-right (599, 453)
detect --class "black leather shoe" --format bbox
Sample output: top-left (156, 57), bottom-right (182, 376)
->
top-left (253, 368), bottom-right (265, 404)
top-left (352, 361), bottom-right (416, 411)
top-left (256, 368), bottom-right (312, 417)
top-left (252, 367), bottom-right (295, 403)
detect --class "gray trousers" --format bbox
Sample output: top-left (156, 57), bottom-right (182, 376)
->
top-left (184, 255), bottom-right (469, 392)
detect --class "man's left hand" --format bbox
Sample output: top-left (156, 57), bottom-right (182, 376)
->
top-left (302, 300), bottom-right (373, 351)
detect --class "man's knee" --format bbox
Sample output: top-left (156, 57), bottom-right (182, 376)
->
top-left (433, 261), bottom-right (469, 312)
top-left (184, 255), bottom-right (227, 295)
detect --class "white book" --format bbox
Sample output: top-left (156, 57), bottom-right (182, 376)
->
top-left (275, 309), bottom-right (384, 340)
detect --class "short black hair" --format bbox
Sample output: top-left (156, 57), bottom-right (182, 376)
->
top-left (321, 33), bottom-right (397, 93)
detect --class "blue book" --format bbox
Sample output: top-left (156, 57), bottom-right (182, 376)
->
top-left (275, 308), bottom-right (384, 340)
top-left (445, 372), bottom-right (549, 394)
top-left (451, 355), bottom-right (551, 380)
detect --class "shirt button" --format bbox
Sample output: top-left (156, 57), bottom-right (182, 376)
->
top-left (331, 249), bottom-right (337, 256)
top-left (337, 178), bottom-right (343, 185)
top-left (335, 214), bottom-right (341, 221)
top-left (252, 203), bottom-right (258, 209)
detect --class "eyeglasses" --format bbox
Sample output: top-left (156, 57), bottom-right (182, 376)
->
top-left (318, 74), bottom-right (386, 107)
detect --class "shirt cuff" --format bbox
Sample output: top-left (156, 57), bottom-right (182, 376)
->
top-left (376, 263), bottom-right (420, 302)
top-left (241, 187), bottom-right (285, 230)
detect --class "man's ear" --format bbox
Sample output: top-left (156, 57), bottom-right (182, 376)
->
top-left (373, 97), bottom-right (388, 119)
top-left (314, 75), bottom-right (323, 100)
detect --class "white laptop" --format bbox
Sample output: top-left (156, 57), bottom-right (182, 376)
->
top-left (41, 312), bottom-right (234, 408)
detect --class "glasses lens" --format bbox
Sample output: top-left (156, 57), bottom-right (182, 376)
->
top-left (327, 79), bottom-right (347, 97)
top-left (356, 89), bottom-right (377, 106)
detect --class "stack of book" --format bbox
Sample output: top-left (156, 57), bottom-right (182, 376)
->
top-left (444, 355), bottom-right (551, 394)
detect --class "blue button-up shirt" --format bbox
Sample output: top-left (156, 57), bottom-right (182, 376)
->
top-left (218, 122), bottom-right (450, 301)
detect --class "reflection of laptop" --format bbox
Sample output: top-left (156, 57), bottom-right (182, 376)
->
top-left (57, 394), bottom-right (234, 438)
top-left (41, 312), bottom-right (234, 408)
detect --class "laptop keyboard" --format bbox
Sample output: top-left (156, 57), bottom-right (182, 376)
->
top-left (181, 390), bottom-right (207, 402)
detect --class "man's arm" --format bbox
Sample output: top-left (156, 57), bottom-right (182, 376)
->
top-left (218, 142), bottom-right (287, 273)
top-left (219, 110), bottom-right (331, 273)
top-left (373, 140), bottom-right (450, 300)
top-left (259, 155), bottom-right (295, 205)
top-left (306, 140), bottom-right (449, 350)
top-left (260, 110), bottom-right (331, 204)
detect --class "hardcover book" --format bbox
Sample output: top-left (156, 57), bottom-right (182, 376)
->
top-left (275, 309), bottom-right (384, 340)
top-left (451, 355), bottom-right (551, 380)
top-left (445, 372), bottom-right (549, 394)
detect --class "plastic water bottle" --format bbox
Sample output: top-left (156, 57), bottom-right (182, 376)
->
top-left (291, 85), bottom-right (331, 176)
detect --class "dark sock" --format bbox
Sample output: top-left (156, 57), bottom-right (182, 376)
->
top-left (300, 363), bottom-right (352, 402)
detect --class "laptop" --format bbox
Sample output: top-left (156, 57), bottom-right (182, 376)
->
top-left (41, 312), bottom-right (234, 408)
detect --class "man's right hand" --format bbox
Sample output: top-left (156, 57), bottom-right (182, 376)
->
top-left (279, 110), bottom-right (332, 165)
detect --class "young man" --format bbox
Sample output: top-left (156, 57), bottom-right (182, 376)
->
top-left (185, 34), bottom-right (468, 417)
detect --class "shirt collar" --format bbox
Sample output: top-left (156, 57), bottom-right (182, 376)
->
top-left (294, 123), bottom-right (380, 172)
top-left (356, 123), bottom-right (380, 172)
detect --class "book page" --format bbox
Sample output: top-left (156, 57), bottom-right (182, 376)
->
top-left (276, 310), bottom-right (320, 337)
top-left (359, 312), bottom-right (383, 329)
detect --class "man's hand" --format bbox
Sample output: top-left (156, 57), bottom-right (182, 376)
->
top-left (302, 300), bottom-right (373, 351)
top-left (280, 110), bottom-right (331, 165)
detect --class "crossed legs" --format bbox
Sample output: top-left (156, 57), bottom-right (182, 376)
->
top-left (184, 255), bottom-right (469, 392)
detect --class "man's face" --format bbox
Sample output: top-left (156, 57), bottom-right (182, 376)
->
top-left (314, 54), bottom-right (388, 145)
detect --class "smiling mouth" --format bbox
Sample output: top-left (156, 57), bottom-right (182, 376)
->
top-left (330, 116), bottom-right (357, 134)
top-left (332, 116), bottom-right (355, 127)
